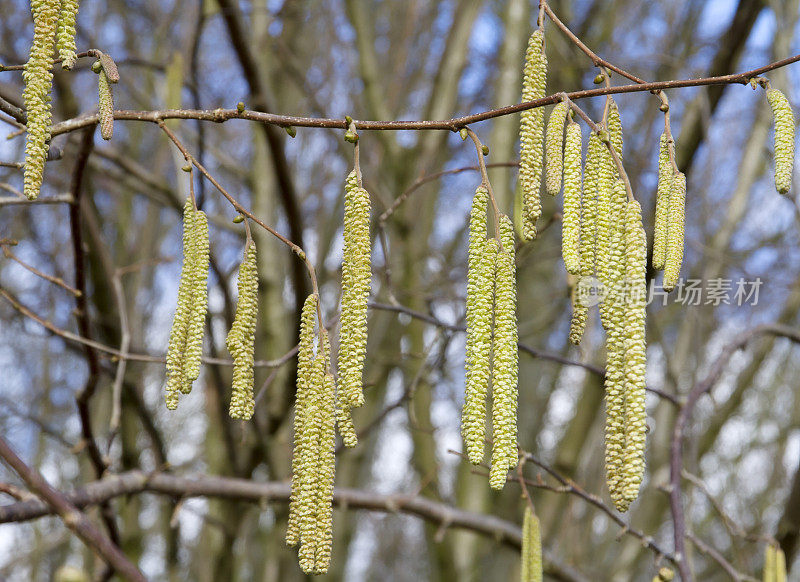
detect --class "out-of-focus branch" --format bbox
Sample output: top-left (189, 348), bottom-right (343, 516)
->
top-left (0, 438), bottom-right (145, 582)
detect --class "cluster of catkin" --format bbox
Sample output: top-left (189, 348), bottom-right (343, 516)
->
top-left (766, 87), bottom-right (795, 196)
top-left (286, 169), bottom-right (371, 573)
top-left (165, 197), bottom-right (210, 409)
top-left (651, 133), bottom-right (686, 291)
top-left (462, 187), bottom-right (519, 489)
top-left (542, 90), bottom-right (648, 510)
top-left (520, 506), bottom-right (542, 582)
top-left (763, 544), bottom-right (787, 582)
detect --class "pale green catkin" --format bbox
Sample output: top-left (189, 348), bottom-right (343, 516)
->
top-left (652, 133), bottom-right (672, 270)
top-left (545, 101), bottom-right (570, 197)
top-left (663, 171), bottom-right (686, 292)
top-left (23, 0), bottom-right (60, 200)
top-left (226, 241), bottom-right (258, 420)
top-left (97, 70), bottom-right (114, 140)
top-left (312, 372), bottom-right (336, 574)
top-left (463, 216), bottom-right (496, 466)
top-left (490, 216), bottom-right (519, 490)
top-left (598, 180), bottom-right (627, 328)
top-left (165, 199), bottom-right (209, 408)
top-left (519, 29), bottom-right (547, 240)
top-left (520, 506), bottom-right (543, 582)
top-left (182, 208), bottom-right (209, 389)
top-left (766, 88), bottom-right (795, 195)
top-left (335, 402), bottom-right (358, 448)
top-left (287, 294), bottom-right (318, 547)
top-left (338, 171), bottom-right (372, 409)
top-left (56, 0), bottom-right (79, 69)
top-left (606, 97), bottom-right (623, 159)
top-left (621, 200), bottom-right (647, 507)
top-left (561, 122), bottom-right (582, 275)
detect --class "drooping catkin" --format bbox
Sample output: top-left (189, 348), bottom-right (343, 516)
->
top-left (606, 97), bottom-right (623, 159)
top-left (663, 171), bottom-right (686, 292)
top-left (545, 101), bottom-right (570, 197)
top-left (463, 196), bottom-right (495, 465)
top-left (490, 216), bottom-right (519, 489)
top-left (519, 29), bottom-right (547, 240)
top-left (620, 200), bottom-right (647, 507)
top-left (520, 506), bottom-right (542, 582)
top-left (338, 170), bottom-right (372, 409)
top-left (23, 0), bottom-right (60, 201)
top-left (56, 0), bottom-right (79, 69)
top-left (97, 70), bottom-right (114, 140)
top-left (766, 88), bottom-right (795, 195)
top-left (335, 402), bottom-right (358, 448)
top-left (182, 208), bottom-right (209, 388)
top-left (312, 372), bottom-right (336, 574)
top-left (598, 180), bottom-right (627, 328)
top-left (226, 241), bottom-right (258, 420)
top-left (561, 122), bottom-right (582, 275)
top-left (165, 198), bottom-right (209, 408)
top-left (652, 133), bottom-right (672, 270)
top-left (287, 293), bottom-right (318, 547)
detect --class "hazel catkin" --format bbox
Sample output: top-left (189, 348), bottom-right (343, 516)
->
top-left (663, 171), bottom-right (685, 292)
top-left (23, 0), bottom-right (60, 200)
top-left (97, 70), bottom-right (114, 140)
top-left (490, 215), bottom-right (519, 489)
top-left (338, 171), bottom-right (372, 409)
top-left (766, 88), bottom-right (795, 195)
top-left (56, 0), bottom-right (79, 69)
top-left (226, 241), bottom-right (258, 420)
top-left (545, 101), bottom-right (570, 197)
top-left (561, 122), bottom-right (582, 275)
top-left (520, 506), bottom-right (543, 582)
top-left (652, 133), bottom-right (672, 270)
top-left (519, 29), bottom-right (547, 240)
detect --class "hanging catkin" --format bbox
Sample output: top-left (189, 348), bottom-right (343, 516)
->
top-left (606, 97), bottom-right (623, 159)
top-left (338, 170), bottom-right (372, 409)
top-left (763, 543), bottom-right (787, 582)
top-left (56, 0), bottom-right (79, 69)
top-left (97, 70), bottom-right (114, 140)
top-left (545, 101), bottom-right (570, 197)
top-left (620, 199), bottom-right (647, 507)
top-left (766, 88), bottom-right (795, 195)
top-left (287, 293), bottom-right (318, 547)
top-left (463, 187), bottom-right (493, 464)
top-left (490, 215), bottom-right (519, 490)
top-left (520, 506), bottom-right (543, 582)
top-left (603, 213), bottom-right (627, 510)
top-left (23, 0), bottom-right (60, 200)
top-left (165, 198), bottom-right (209, 409)
top-left (226, 241), bottom-right (258, 420)
top-left (561, 122), bottom-right (582, 275)
top-left (652, 133), bottom-right (672, 270)
top-left (518, 29), bottom-right (547, 240)
top-left (663, 171), bottom-right (686, 292)
top-left (598, 180), bottom-right (627, 328)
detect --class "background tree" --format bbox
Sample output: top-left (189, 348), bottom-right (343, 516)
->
top-left (1, 1), bottom-right (799, 580)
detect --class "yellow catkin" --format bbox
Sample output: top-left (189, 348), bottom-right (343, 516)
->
top-left (335, 401), bottom-right (358, 448)
top-left (182, 208), bottom-right (209, 390)
top-left (766, 88), bottom-right (795, 195)
top-left (561, 122), bottom-right (582, 275)
top-left (490, 216), bottom-right (518, 489)
top-left (56, 0), bottom-right (79, 69)
top-left (23, 0), bottom-right (60, 200)
top-left (663, 171), bottom-right (686, 292)
top-left (463, 226), bottom-right (496, 465)
top-left (226, 241), bottom-right (258, 420)
top-left (621, 200), bottom-right (647, 507)
top-left (594, 127), bottom-right (619, 295)
top-left (97, 70), bottom-right (114, 140)
top-left (606, 97), bottom-right (623, 159)
top-left (287, 294), bottom-right (318, 547)
top-left (657, 567), bottom-right (675, 581)
top-left (519, 29), bottom-right (547, 240)
top-left (545, 101), bottom-right (570, 197)
top-left (312, 372), bottom-right (336, 574)
top-left (764, 544), bottom-right (777, 582)
top-left (652, 133), bottom-right (672, 270)
top-left (520, 506), bottom-right (542, 582)
top-left (165, 199), bottom-right (208, 407)
top-left (338, 171), bottom-right (372, 409)
top-left (598, 180), bottom-right (627, 328)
